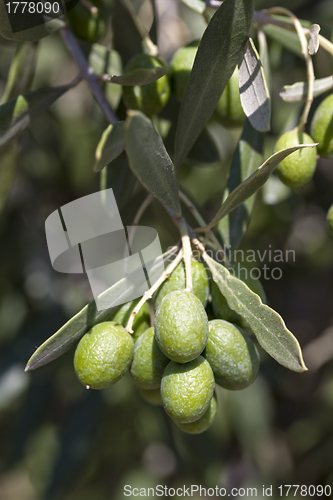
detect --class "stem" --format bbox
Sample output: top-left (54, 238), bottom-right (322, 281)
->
top-left (126, 249), bottom-right (183, 333)
top-left (80, 0), bottom-right (98, 14)
top-left (120, 0), bottom-right (158, 56)
top-left (60, 26), bottom-right (118, 124)
top-left (179, 216), bottom-right (193, 292)
top-left (265, 7), bottom-right (314, 131)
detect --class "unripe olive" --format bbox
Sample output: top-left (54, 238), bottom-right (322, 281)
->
top-left (122, 54), bottom-right (170, 117)
top-left (215, 68), bottom-right (245, 128)
top-left (175, 393), bottom-right (217, 434)
top-left (204, 319), bottom-right (260, 390)
top-left (153, 259), bottom-right (209, 311)
top-left (274, 130), bottom-right (317, 188)
top-left (66, 0), bottom-right (106, 43)
top-left (169, 40), bottom-right (200, 101)
top-left (311, 94), bottom-right (333, 158)
top-left (154, 290), bottom-right (209, 363)
top-left (130, 327), bottom-right (169, 389)
top-left (161, 356), bottom-right (215, 423)
top-left (74, 322), bottom-right (134, 390)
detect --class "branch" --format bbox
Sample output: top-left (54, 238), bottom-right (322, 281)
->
top-left (60, 26), bottom-right (118, 124)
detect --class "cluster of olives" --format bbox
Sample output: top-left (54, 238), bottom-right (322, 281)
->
top-left (74, 260), bottom-right (261, 435)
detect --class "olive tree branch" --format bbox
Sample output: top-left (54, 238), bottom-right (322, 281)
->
top-left (60, 26), bottom-right (118, 124)
top-left (266, 7), bottom-right (314, 131)
top-left (179, 216), bottom-right (193, 292)
top-left (125, 249), bottom-right (183, 333)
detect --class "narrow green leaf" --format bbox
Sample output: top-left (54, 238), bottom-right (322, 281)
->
top-left (204, 143), bottom-right (317, 231)
top-left (218, 119), bottom-right (264, 249)
top-left (101, 152), bottom-right (137, 211)
top-left (258, 29), bottom-right (271, 91)
top-left (88, 44), bottom-right (122, 77)
top-left (0, 85), bottom-right (73, 152)
top-left (125, 111), bottom-right (181, 215)
top-left (110, 67), bottom-right (168, 86)
top-left (280, 76), bottom-right (333, 102)
top-left (263, 22), bottom-right (303, 57)
top-left (203, 254), bottom-right (307, 372)
top-left (181, 0), bottom-right (206, 13)
top-left (174, 0), bottom-right (254, 168)
top-left (94, 122), bottom-right (125, 172)
top-left (0, 42), bottom-right (38, 105)
top-left (239, 38), bottom-right (271, 132)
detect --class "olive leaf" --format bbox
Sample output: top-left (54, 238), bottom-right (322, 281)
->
top-left (280, 76), bottom-right (333, 102)
top-left (263, 21), bottom-right (305, 57)
top-left (239, 38), bottom-right (271, 132)
top-left (0, 42), bottom-right (38, 105)
top-left (125, 110), bottom-right (181, 216)
top-left (101, 152), bottom-right (137, 211)
top-left (218, 119), bottom-right (264, 249)
top-left (88, 44), bottom-right (122, 77)
top-left (109, 67), bottom-right (168, 86)
top-left (174, 0), bottom-right (254, 168)
top-left (181, 0), bottom-right (206, 14)
top-left (203, 254), bottom-right (307, 372)
top-left (203, 143), bottom-right (317, 231)
top-left (258, 29), bottom-right (271, 91)
top-left (94, 121), bottom-right (125, 172)
top-left (0, 85), bottom-right (74, 151)
top-left (25, 249), bottom-right (175, 371)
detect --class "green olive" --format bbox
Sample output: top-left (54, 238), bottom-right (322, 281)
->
top-left (112, 299), bottom-right (150, 341)
top-left (274, 130), bottom-right (317, 188)
top-left (66, 0), bottom-right (106, 43)
top-left (176, 393), bottom-right (217, 434)
top-left (215, 68), bottom-right (245, 128)
top-left (169, 40), bottom-right (200, 101)
top-left (311, 94), bottom-right (333, 158)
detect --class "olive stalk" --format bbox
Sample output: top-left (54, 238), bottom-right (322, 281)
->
top-left (266, 7), bottom-right (314, 131)
top-left (179, 216), bottom-right (193, 292)
top-left (120, 0), bottom-right (158, 56)
top-left (125, 249), bottom-right (183, 333)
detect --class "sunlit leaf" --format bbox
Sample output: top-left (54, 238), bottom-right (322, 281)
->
top-left (218, 119), bottom-right (264, 249)
top-left (203, 143), bottom-right (317, 231)
top-left (94, 121), bottom-right (125, 172)
top-left (0, 85), bottom-right (74, 151)
top-left (125, 111), bottom-right (181, 215)
top-left (280, 76), bottom-right (333, 102)
top-left (181, 0), bottom-right (206, 14)
top-left (203, 254), bottom-right (307, 372)
top-left (174, 0), bottom-right (254, 168)
top-left (239, 38), bottom-right (271, 132)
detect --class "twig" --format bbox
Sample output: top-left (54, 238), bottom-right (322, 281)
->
top-left (120, 0), bottom-right (158, 56)
top-left (60, 26), bottom-right (118, 124)
top-left (266, 7), bottom-right (314, 131)
top-left (80, 0), bottom-right (98, 14)
top-left (126, 249), bottom-right (183, 333)
top-left (179, 216), bottom-right (193, 292)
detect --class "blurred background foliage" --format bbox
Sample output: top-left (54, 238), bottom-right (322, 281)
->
top-left (1, 0), bottom-right (333, 498)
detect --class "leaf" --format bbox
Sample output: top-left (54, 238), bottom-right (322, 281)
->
top-left (88, 44), bottom-right (122, 77)
top-left (218, 119), bottom-right (264, 249)
top-left (25, 249), bottom-right (173, 371)
top-left (263, 23), bottom-right (303, 57)
top-left (181, 0), bottom-right (206, 13)
top-left (101, 152), bottom-right (137, 211)
top-left (125, 111), bottom-right (181, 215)
top-left (109, 67), bottom-right (168, 86)
top-left (280, 76), bottom-right (333, 102)
top-left (203, 254), bottom-right (307, 372)
top-left (239, 38), bottom-right (271, 132)
top-left (258, 28), bottom-right (271, 91)
top-left (308, 23), bottom-right (320, 55)
top-left (0, 42), bottom-right (38, 105)
top-left (203, 143), bottom-right (317, 231)
top-left (174, 0), bottom-right (254, 168)
top-left (0, 85), bottom-right (73, 152)
top-left (94, 121), bottom-right (125, 172)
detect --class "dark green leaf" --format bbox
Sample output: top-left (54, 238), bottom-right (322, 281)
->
top-left (204, 143), bottom-right (317, 231)
top-left (181, 0), bottom-right (206, 13)
top-left (110, 67), bottom-right (168, 86)
top-left (174, 0), bottom-right (254, 168)
top-left (280, 76), bottom-right (333, 102)
top-left (218, 119), bottom-right (264, 249)
top-left (239, 38), bottom-right (271, 132)
top-left (0, 42), bottom-right (38, 105)
top-left (203, 254), bottom-right (307, 372)
top-left (125, 111), bottom-right (181, 215)
top-left (0, 85), bottom-right (73, 152)
top-left (94, 121), bottom-right (125, 172)
top-left (100, 151), bottom-right (137, 211)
